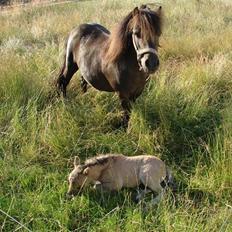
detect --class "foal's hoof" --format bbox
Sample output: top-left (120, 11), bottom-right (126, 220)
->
top-left (133, 196), bottom-right (140, 204)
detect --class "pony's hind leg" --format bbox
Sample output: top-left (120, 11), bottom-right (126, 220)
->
top-left (57, 50), bottom-right (78, 97)
top-left (81, 76), bottom-right (88, 93)
top-left (57, 62), bottom-right (78, 97)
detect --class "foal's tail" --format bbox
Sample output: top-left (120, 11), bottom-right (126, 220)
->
top-left (161, 167), bottom-right (177, 192)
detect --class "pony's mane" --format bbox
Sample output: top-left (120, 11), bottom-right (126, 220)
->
top-left (83, 154), bottom-right (119, 168)
top-left (105, 7), bottom-right (163, 63)
top-left (105, 11), bottom-right (133, 63)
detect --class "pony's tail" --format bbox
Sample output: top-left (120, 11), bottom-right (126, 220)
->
top-left (56, 40), bottom-right (67, 92)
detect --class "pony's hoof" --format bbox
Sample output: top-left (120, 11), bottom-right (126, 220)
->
top-left (112, 119), bottom-right (128, 130)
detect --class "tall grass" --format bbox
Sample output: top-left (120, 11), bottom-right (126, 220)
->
top-left (0, 0), bottom-right (232, 231)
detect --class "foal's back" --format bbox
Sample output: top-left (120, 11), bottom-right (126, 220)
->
top-left (104, 155), bottom-right (166, 188)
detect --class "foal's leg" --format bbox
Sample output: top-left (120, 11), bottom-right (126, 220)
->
top-left (139, 173), bottom-right (165, 205)
top-left (94, 181), bottom-right (121, 192)
top-left (136, 188), bottom-right (152, 202)
top-left (151, 189), bottom-right (165, 205)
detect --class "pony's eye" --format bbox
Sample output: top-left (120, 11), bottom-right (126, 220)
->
top-left (136, 32), bottom-right (141, 38)
top-left (134, 29), bottom-right (141, 38)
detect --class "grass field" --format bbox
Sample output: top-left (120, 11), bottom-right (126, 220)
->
top-left (0, 0), bottom-right (232, 231)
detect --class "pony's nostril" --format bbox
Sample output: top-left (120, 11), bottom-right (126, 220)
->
top-left (145, 59), bottom-right (150, 68)
top-left (156, 58), bottom-right (160, 67)
top-left (145, 57), bottom-right (159, 70)
top-left (151, 56), bottom-right (159, 68)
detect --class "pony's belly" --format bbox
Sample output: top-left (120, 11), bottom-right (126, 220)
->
top-left (78, 59), bottom-right (114, 91)
top-left (83, 74), bottom-right (114, 92)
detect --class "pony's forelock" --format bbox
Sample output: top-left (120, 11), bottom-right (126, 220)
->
top-left (130, 9), bottom-right (163, 39)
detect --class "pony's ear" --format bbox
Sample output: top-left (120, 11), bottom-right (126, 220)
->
top-left (83, 167), bottom-right (90, 175)
top-left (74, 156), bottom-right (80, 167)
top-left (156, 6), bottom-right (162, 17)
top-left (140, 4), bottom-right (147, 9)
top-left (132, 7), bottom-right (139, 16)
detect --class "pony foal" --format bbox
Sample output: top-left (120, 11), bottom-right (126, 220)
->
top-left (67, 154), bottom-right (173, 204)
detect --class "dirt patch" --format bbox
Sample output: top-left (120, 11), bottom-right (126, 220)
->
top-left (0, 0), bottom-right (77, 13)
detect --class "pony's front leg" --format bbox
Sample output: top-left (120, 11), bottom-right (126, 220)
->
top-left (119, 93), bottom-right (131, 128)
top-left (81, 76), bottom-right (88, 93)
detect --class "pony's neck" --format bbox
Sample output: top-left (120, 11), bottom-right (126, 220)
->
top-left (123, 38), bottom-right (137, 61)
top-left (106, 34), bottom-right (137, 63)
top-left (104, 12), bottom-right (138, 64)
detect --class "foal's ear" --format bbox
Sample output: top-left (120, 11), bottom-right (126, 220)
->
top-left (132, 7), bottom-right (139, 16)
top-left (74, 156), bottom-right (80, 167)
top-left (83, 167), bottom-right (90, 175)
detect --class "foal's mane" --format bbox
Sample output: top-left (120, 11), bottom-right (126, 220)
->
top-left (105, 6), bottom-right (163, 63)
top-left (83, 154), bottom-right (117, 169)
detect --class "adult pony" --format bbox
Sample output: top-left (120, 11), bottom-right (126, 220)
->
top-left (67, 154), bottom-right (173, 204)
top-left (57, 5), bottom-right (163, 127)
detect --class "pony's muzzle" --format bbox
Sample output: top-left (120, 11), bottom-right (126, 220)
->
top-left (142, 53), bottom-right (159, 73)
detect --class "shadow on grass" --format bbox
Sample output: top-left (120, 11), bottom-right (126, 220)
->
top-left (133, 88), bottom-right (224, 205)
top-left (173, 180), bottom-right (216, 207)
top-left (66, 188), bottom-right (138, 231)
top-left (66, 186), bottom-right (217, 231)
top-left (138, 91), bottom-right (223, 171)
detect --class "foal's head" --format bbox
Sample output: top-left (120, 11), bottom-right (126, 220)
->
top-left (129, 5), bottom-right (163, 73)
top-left (67, 157), bottom-right (91, 196)
top-left (67, 155), bottom-right (110, 196)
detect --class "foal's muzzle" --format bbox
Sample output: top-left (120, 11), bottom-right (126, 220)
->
top-left (67, 188), bottom-right (80, 197)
